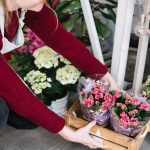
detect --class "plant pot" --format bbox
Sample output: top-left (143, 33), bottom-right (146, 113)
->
top-left (110, 97), bottom-right (149, 137)
top-left (110, 110), bottom-right (142, 137)
top-left (81, 105), bottom-right (110, 126)
top-left (47, 93), bottom-right (69, 116)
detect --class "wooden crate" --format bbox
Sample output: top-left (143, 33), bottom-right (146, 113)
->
top-left (64, 100), bottom-right (149, 150)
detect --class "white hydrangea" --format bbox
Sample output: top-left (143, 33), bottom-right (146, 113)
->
top-left (56, 65), bottom-right (81, 85)
top-left (33, 46), bottom-right (59, 69)
top-left (59, 55), bottom-right (71, 65)
top-left (24, 70), bottom-right (52, 94)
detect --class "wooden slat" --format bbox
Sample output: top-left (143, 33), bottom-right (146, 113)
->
top-left (65, 115), bottom-right (130, 147)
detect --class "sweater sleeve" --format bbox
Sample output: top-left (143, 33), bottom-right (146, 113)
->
top-left (24, 5), bottom-right (108, 75)
top-left (0, 54), bottom-right (65, 133)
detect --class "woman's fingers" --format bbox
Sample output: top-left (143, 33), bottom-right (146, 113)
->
top-left (84, 120), bottom-right (96, 131)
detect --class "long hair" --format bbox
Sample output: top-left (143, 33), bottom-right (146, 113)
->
top-left (0, 0), bottom-right (14, 32)
top-left (46, 0), bottom-right (58, 33)
top-left (0, 0), bottom-right (58, 33)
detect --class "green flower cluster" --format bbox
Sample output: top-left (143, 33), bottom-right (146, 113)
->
top-left (56, 65), bottom-right (81, 85)
top-left (146, 75), bottom-right (150, 99)
top-left (24, 70), bottom-right (52, 94)
top-left (33, 46), bottom-right (59, 69)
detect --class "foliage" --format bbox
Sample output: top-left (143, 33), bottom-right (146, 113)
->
top-left (48, 0), bottom-right (117, 45)
top-left (145, 75), bottom-right (150, 99)
top-left (111, 91), bottom-right (150, 129)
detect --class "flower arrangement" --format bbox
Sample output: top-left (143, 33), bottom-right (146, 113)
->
top-left (110, 91), bottom-right (150, 136)
top-left (10, 46), bottom-right (81, 106)
top-left (9, 29), bottom-right (81, 110)
top-left (78, 75), bottom-right (113, 126)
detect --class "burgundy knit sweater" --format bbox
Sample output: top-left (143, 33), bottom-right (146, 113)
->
top-left (0, 5), bottom-right (108, 133)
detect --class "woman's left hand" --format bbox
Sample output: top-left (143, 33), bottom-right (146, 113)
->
top-left (102, 72), bottom-right (120, 91)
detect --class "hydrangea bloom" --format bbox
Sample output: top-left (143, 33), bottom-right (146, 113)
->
top-left (24, 70), bottom-right (51, 94)
top-left (56, 65), bottom-right (81, 85)
top-left (33, 46), bottom-right (59, 69)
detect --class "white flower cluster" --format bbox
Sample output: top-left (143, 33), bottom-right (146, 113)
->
top-left (59, 56), bottom-right (71, 65)
top-left (33, 46), bottom-right (59, 69)
top-left (56, 65), bottom-right (81, 85)
top-left (24, 70), bottom-right (52, 94)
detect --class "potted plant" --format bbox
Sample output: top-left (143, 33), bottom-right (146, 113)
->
top-left (78, 74), bottom-right (113, 126)
top-left (110, 91), bottom-right (150, 136)
top-left (9, 29), bottom-right (81, 117)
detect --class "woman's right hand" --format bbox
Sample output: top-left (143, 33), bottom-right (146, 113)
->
top-left (58, 120), bottom-right (106, 149)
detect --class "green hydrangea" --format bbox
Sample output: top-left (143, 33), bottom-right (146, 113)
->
top-left (24, 70), bottom-right (52, 94)
top-left (56, 65), bottom-right (81, 85)
top-left (146, 75), bottom-right (150, 98)
top-left (33, 46), bottom-right (59, 69)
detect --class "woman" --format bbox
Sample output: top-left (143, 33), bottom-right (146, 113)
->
top-left (0, 0), bottom-right (119, 149)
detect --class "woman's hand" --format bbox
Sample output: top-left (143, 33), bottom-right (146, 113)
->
top-left (58, 120), bottom-right (106, 149)
top-left (102, 72), bottom-right (120, 91)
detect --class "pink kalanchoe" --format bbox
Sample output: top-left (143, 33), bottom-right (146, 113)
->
top-left (139, 103), bottom-right (149, 111)
top-left (124, 94), bottom-right (131, 99)
top-left (114, 92), bottom-right (121, 98)
top-left (80, 79), bottom-right (112, 112)
top-left (80, 90), bottom-right (86, 95)
top-left (128, 109), bottom-right (138, 116)
top-left (86, 100), bottom-right (94, 107)
top-left (95, 101), bottom-right (100, 105)
top-left (82, 98), bottom-right (87, 105)
top-left (120, 112), bottom-right (128, 119)
top-left (130, 117), bottom-right (139, 126)
top-left (131, 98), bottom-right (141, 106)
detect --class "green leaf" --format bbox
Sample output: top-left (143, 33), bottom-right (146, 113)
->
top-left (94, 17), bottom-right (108, 40)
top-left (80, 17), bottom-right (87, 37)
top-left (60, 1), bottom-right (81, 14)
top-left (141, 111), bottom-right (150, 118)
top-left (100, 10), bottom-right (115, 23)
top-left (107, 8), bottom-right (116, 23)
top-left (55, 1), bottom-right (72, 12)
top-left (106, 0), bottom-right (118, 6)
top-left (64, 13), bottom-right (81, 32)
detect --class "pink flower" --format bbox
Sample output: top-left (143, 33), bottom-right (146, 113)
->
top-left (80, 91), bottom-right (86, 95)
top-left (95, 94), bottom-right (100, 99)
top-left (99, 93), bottom-right (103, 98)
top-left (95, 101), bottom-right (100, 105)
top-left (114, 92), bottom-right (121, 98)
top-left (121, 104), bottom-right (127, 110)
top-left (86, 100), bottom-right (94, 107)
top-left (128, 109), bottom-right (138, 115)
top-left (116, 103), bottom-right (127, 110)
top-left (131, 98), bottom-right (140, 105)
top-left (120, 112), bottom-right (129, 119)
top-left (139, 104), bottom-right (149, 111)
top-left (82, 98), bottom-right (87, 105)
top-left (124, 94), bottom-right (130, 99)
top-left (130, 117), bottom-right (139, 126)
top-left (120, 117), bottom-right (130, 128)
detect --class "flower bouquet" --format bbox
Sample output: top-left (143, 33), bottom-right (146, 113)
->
top-left (110, 91), bottom-right (150, 136)
top-left (78, 74), bottom-right (114, 126)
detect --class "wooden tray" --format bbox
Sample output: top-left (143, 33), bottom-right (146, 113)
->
top-left (64, 100), bottom-right (149, 150)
